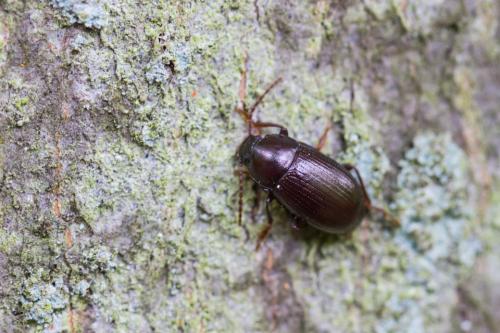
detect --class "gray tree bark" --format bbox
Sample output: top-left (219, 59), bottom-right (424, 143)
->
top-left (0, 1), bottom-right (499, 332)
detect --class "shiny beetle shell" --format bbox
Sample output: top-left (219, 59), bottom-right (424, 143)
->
top-left (239, 133), bottom-right (367, 233)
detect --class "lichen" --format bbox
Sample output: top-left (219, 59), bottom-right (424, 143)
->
top-left (19, 270), bottom-right (68, 325)
top-left (0, 0), bottom-right (497, 332)
top-left (50, 0), bottom-right (108, 29)
top-left (0, 15), bottom-right (9, 73)
top-left (82, 245), bottom-right (117, 273)
top-left (393, 133), bottom-right (479, 263)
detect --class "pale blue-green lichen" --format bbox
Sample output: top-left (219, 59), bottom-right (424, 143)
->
top-left (394, 133), bottom-right (480, 263)
top-left (19, 270), bottom-right (68, 325)
top-left (51, 0), bottom-right (108, 29)
top-left (74, 279), bottom-right (91, 296)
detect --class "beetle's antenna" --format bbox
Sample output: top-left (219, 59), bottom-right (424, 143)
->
top-left (238, 52), bottom-right (249, 117)
top-left (248, 77), bottom-right (283, 133)
top-left (234, 52), bottom-right (282, 136)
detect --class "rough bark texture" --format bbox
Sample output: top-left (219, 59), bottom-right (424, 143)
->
top-left (0, 1), bottom-right (499, 332)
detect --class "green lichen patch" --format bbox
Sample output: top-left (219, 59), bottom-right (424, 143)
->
top-left (1, 75), bottom-right (40, 128)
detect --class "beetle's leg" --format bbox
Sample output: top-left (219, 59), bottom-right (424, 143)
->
top-left (233, 167), bottom-right (260, 226)
top-left (234, 166), bottom-right (250, 226)
top-left (235, 166), bottom-right (251, 240)
top-left (238, 168), bottom-right (245, 226)
top-left (251, 182), bottom-right (261, 224)
top-left (341, 164), bottom-right (371, 204)
top-left (315, 124), bottom-right (332, 151)
top-left (369, 205), bottom-right (400, 227)
top-left (289, 214), bottom-right (308, 230)
top-left (342, 163), bottom-right (400, 227)
top-left (256, 193), bottom-right (274, 251)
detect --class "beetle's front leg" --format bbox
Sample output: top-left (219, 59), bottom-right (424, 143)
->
top-left (234, 166), bottom-right (251, 242)
top-left (256, 193), bottom-right (274, 250)
top-left (250, 182), bottom-right (262, 225)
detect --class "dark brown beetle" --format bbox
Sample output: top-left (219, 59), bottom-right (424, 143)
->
top-left (235, 68), bottom-right (399, 249)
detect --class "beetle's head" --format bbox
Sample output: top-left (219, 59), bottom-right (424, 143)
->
top-left (238, 135), bottom-right (261, 167)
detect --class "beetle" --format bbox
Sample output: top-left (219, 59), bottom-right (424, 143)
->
top-left (235, 67), bottom-right (399, 250)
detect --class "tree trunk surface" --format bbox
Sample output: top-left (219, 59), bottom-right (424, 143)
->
top-left (0, 1), bottom-right (499, 332)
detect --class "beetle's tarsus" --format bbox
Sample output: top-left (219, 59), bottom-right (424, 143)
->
top-left (256, 224), bottom-right (271, 251)
top-left (370, 205), bottom-right (401, 228)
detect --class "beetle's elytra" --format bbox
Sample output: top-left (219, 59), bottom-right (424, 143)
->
top-left (235, 64), bottom-right (399, 249)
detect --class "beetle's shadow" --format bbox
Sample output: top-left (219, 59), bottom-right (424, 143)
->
top-left (288, 222), bottom-right (351, 249)
top-left (281, 221), bottom-right (357, 273)
top-left (266, 203), bottom-right (349, 247)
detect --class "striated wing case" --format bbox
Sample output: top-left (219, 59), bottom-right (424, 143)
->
top-left (273, 143), bottom-right (366, 233)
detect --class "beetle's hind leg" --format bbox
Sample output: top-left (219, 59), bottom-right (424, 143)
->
top-left (315, 124), bottom-right (332, 151)
top-left (342, 163), bottom-right (400, 228)
top-left (289, 214), bottom-right (308, 230)
top-left (256, 193), bottom-right (275, 251)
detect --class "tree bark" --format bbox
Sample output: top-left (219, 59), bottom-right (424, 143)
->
top-left (0, 1), bottom-right (498, 332)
